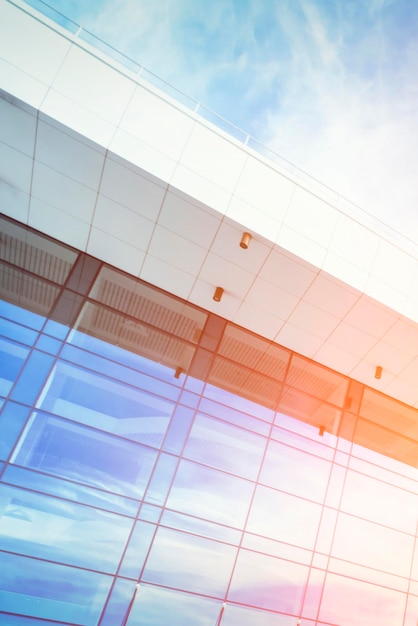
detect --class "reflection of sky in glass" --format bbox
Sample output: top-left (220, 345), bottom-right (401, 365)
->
top-left (0, 299), bottom-right (417, 625)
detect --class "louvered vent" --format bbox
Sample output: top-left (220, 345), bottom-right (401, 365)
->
top-left (0, 231), bottom-right (74, 284)
top-left (286, 355), bottom-right (348, 406)
top-left (209, 356), bottom-right (282, 409)
top-left (360, 389), bottom-right (418, 441)
top-left (91, 275), bottom-right (205, 344)
top-left (278, 386), bottom-right (340, 430)
top-left (354, 419), bottom-right (418, 467)
top-left (218, 326), bottom-right (289, 380)
top-left (0, 264), bottom-right (59, 315)
top-left (77, 303), bottom-right (195, 371)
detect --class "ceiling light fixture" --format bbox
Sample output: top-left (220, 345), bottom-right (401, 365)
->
top-left (240, 232), bottom-right (252, 249)
top-left (174, 366), bottom-right (184, 379)
top-left (213, 286), bottom-right (224, 302)
top-left (375, 365), bottom-right (382, 379)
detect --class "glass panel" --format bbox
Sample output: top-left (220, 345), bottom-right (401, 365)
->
top-left (341, 469), bottom-right (417, 533)
top-left (0, 402), bottom-right (30, 461)
top-left (223, 604), bottom-right (297, 626)
top-left (184, 414), bottom-right (266, 479)
top-left (203, 382), bottom-right (275, 423)
top-left (218, 324), bottom-right (290, 380)
top-left (0, 552), bottom-right (111, 624)
top-left (163, 405), bottom-right (195, 455)
top-left (0, 318), bottom-right (38, 346)
top-left (332, 512), bottom-right (414, 577)
top-left (167, 459), bottom-right (253, 528)
top-left (228, 548), bottom-right (308, 613)
top-left (0, 265), bottom-right (60, 317)
top-left (161, 509), bottom-right (242, 544)
top-left (271, 424), bottom-right (335, 460)
top-left (318, 571), bottom-right (407, 625)
top-left (0, 485), bottom-right (133, 573)
top-left (60, 344), bottom-right (181, 402)
top-left (144, 452), bottom-right (178, 505)
top-left (0, 337), bottom-right (29, 396)
top-left (285, 354), bottom-right (348, 407)
top-left (208, 355), bottom-right (282, 409)
top-left (242, 532), bottom-right (312, 565)
top-left (198, 396), bottom-right (270, 436)
top-left (11, 413), bottom-right (157, 499)
top-left (143, 526), bottom-right (236, 596)
top-left (74, 302), bottom-right (197, 376)
top-left (100, 577), bottom-right (138, 626)
top-left (247, 485), bottom-right (322, 549)
top-left (278, 386), bottom-right (342, 434)
top-left (10, 350), bottom-right (54, 405)
top-left (0, 615), bottom-right (75, 625)
top-left (0, 216), bottom-right (77, 283)
top-left (89, 266), bottom-right (207, 343)
top-left (37, 361), bottom-right (174, 448)
top-left (260, 439), bottom-right (331, 503)
top-left (119, 520), bottom-right (156, 579)
top-left (2, 465), bottom-right (138, 517)
top-left (354, 418), bottom-right (418, 467)
top-left (34, 333), bottom-right (62, 355)
top-left (0, 299), bottom-right (45, 331)
top-left (126, 584), bottom-right (221, 626)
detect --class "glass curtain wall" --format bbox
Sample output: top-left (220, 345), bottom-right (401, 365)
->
top-left (0, 216), bottom-right (417, 626)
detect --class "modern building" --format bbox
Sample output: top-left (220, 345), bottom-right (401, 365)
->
top-left (1, 1), bottom-right (418, 625)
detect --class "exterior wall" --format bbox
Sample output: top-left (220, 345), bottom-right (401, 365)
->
top-left (0, 219), bottom-right (417, 626)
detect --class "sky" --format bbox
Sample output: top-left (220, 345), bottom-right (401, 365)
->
top-left (28, 0), bottom-right (418, 238)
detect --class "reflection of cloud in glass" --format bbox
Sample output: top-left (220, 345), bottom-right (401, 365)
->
top-left (228, 548), bottom-right (308, 614)
top-left (0, 551), bottom-right (111, 624)
top-left (332, 512), bottom-right (414, 578)
top-left (185, 413), bottom-right (265, 480)
top-left (341, 469), bottom-right (417, 533)
top-left (247, 485), bottom-right (322, 549)
top-left (143, 527), bottom-right (236, 597)
top-left (128, 584), bottom-right (220, 626)
top-left (166, 459), bottom-right (253, 528)
top-left (37, 360), bottom-right (174, 447)
top-left (11, 413), bottom-right (157, 498)
top-left (260, 438), bottom-right (331, 502)
top-left (319, 572), bottom-right (406, 626)
top-left (0, 484), bottom-right (132, 574)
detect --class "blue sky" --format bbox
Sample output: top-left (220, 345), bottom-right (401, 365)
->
top-left (29, 0), bottom-right (418, 236)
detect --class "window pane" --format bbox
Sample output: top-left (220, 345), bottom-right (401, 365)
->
top-left (143, 527), bottom-right (236, 597)
top-left (0, 552), bottom-right (111, 625)
top-left (260, 439), bottom-right (331, 502)
top-left (2, 464), bottom-right (138, 517)
top-left (0, 337), bottom-right (29, 396)
top-left (119, 520), bottom-right (156, 579)
top-left (184, 414), bottom-right (266, 479)
top-left (127, 584), bottom-right (221, 626)
top-left (223, 604), bottom-right (296, 626)
top-left (228, 548), bottom-right (308, 614)
top-left (0, 484), bottom-right (133, 573)
top-left (319, 572), bottom-right (406, 626)
top-left (37, 361), bottom-right (174, 448)
top-left (247, 485), bottom-right (322, 549)
top-left (10, 350), bottom-right (54, 405)
top-left (332, 512), bottom-right (414, 577)
top-left (11, 413), bottom-right (157, 499)
top-left (167, 459), bottom-right (253, 528)
top-left (0, 402), bottom-right (30, 461)
top-left (341, 469), bottom-right (417, 533)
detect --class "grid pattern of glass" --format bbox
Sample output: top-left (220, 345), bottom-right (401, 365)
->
top-left (0, 216), bottom-right (418, 625)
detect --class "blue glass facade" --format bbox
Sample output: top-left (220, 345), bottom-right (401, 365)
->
top-left (0, 216), bottom-right (418, 625)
